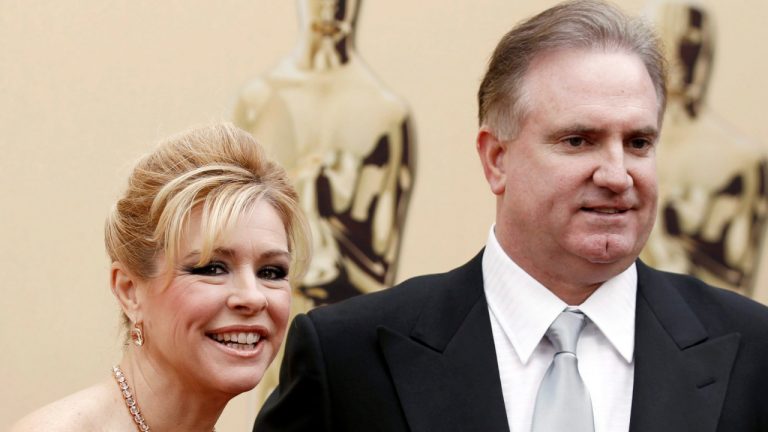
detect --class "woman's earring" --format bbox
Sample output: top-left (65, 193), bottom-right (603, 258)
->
top-left (131, 322), bottom-right (145, 347)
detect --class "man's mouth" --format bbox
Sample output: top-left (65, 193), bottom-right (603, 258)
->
top-left (206, 332), bottom-right (262, 350)
top-left (585, 207), bottom-right (628, 214)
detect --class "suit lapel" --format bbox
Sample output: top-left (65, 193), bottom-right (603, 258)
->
top-left (377, 251), bottom-right (510, 432)
top-left (630, 261), bottom-right (740, 432)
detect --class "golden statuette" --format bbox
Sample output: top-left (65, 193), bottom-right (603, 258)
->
top-left (642, 2), bottom-right (768, 296)
top-left (234, 0), bottom-right (415, 307)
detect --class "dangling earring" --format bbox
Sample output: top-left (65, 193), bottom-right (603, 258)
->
top-left (131, 322), bottom-right (145, 347)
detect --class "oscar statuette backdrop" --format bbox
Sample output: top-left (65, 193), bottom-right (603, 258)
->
top-left (2, 1), bottom-right (768, 430)
top-left (233, 0), bottom-right (416, 405)
top-left (642, 0), bottom-right (768, 297)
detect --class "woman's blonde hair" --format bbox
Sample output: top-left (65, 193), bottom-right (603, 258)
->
top-left (105, 123), bottom-right (310, 325)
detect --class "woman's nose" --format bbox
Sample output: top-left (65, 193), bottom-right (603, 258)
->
top-left (227, 273), bottom-right (269, 314)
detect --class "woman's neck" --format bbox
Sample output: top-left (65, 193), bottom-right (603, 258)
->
top-left (114, 350), bottom-right (229, 432)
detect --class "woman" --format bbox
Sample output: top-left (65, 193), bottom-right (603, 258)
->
top-left (12, 123), bottom-right (310, 431)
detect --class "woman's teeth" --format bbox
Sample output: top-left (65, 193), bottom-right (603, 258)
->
top-left (208, 332), bottom-right (261, 349)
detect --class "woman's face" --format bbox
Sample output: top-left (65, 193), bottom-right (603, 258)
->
top-left (137, 199), bottom-right (292, 396)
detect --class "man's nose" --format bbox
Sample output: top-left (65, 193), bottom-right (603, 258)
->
top-left (592, 144), bottom-right (633, 193)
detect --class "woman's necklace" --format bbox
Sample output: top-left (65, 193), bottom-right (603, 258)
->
top-left (112, 365), bottom-right (216, 432)
top-left (112, 365), bottom-right (151, 432)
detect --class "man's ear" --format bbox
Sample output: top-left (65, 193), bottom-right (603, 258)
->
top-left (476, 127), bottom-right (508, 195)
top-left (110, 262), bottom-right (142, 322)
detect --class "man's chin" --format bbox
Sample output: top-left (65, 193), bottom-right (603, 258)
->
top-left (583, 253), bottom-right (627, 264)
top-left (570, 237), bottom-right (638, 266)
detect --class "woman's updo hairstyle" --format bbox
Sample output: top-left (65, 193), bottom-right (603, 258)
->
top-left (105, 123), bottom-right (310, 286)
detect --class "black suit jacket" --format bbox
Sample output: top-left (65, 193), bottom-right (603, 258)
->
top-left (254, 251), bottom-right (768, 431)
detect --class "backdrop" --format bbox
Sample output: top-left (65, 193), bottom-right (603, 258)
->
top-left (2, 1), bottom-right (767, 429)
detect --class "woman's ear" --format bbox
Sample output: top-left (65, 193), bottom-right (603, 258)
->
top-left (111, 262), bottom-right (142, 322)
top-left (476, 127), bottom-right (509, 195)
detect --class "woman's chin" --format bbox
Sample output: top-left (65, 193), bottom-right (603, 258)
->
top-left (199, 335), bottom-right (276, 391)
top-left (207, 369), bottom-right (265, 396)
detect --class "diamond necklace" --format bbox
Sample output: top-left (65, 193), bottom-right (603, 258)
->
top-left (112, 365), bottom-right (216, 432)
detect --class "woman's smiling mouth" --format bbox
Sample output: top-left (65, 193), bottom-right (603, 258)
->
top-left (208, 331), bottom-right (261, 349)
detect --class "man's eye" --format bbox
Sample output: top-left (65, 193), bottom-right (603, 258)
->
top-left (189, 262), bottom-right (227, 276)
top-left (564, 137), bottom-right (586, 147)
top-left (258, 266), bottom-right (288, 281)
top-left (628, 138), bottom-right (651, 150)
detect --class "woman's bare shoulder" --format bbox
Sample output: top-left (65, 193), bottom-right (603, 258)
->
top-left (11, 381), bottom-right (122, 432)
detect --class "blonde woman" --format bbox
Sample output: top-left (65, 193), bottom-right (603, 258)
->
top-left (12, 123), bottom-right (310, 432)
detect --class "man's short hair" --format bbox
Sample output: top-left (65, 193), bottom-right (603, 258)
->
top-left (478, 0), bottom-right (667, 139)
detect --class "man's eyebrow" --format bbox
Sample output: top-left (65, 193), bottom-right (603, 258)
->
top-left (544, 125), bottom-right (659, 142)
top-left (630, 126), bottom-right (659, 138)
top-left (544, 125), bottom-right (601, 142)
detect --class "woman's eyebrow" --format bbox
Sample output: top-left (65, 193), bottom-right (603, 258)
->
top-left (182, 247), bottom-right (291, 262)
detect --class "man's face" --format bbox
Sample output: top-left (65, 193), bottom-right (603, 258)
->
top-left (489, 48), bottom-right (659, 290)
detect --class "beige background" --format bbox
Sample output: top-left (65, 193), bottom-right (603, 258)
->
top-left (2, 1), bottom-right (767, 430)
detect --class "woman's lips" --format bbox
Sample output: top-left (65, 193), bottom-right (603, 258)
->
top-left (205, 325), bottom-right (269, 356)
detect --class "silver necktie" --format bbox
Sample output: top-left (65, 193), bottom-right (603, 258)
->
top-left (531, 310), bottom-right (595, 432)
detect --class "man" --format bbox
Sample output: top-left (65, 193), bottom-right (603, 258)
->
top-left (254, 1), bottom-right (768, 431)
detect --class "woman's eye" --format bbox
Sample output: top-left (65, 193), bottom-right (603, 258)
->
top-left (258, 266), bottom-right (288, 281)
top-left (189, 262), bottom-right (227, 276)
top-left (564, 137), bottom-right (586, 147)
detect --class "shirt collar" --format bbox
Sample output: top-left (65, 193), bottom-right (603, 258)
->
top-left (482, 225), bottom-right (636, 364)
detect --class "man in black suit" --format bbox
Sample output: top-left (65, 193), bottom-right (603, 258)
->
top-left (254, 1), bottom-right (768, 431)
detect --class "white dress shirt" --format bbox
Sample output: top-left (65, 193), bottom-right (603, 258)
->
top-left (483, 226), bottom-right (635, 432)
